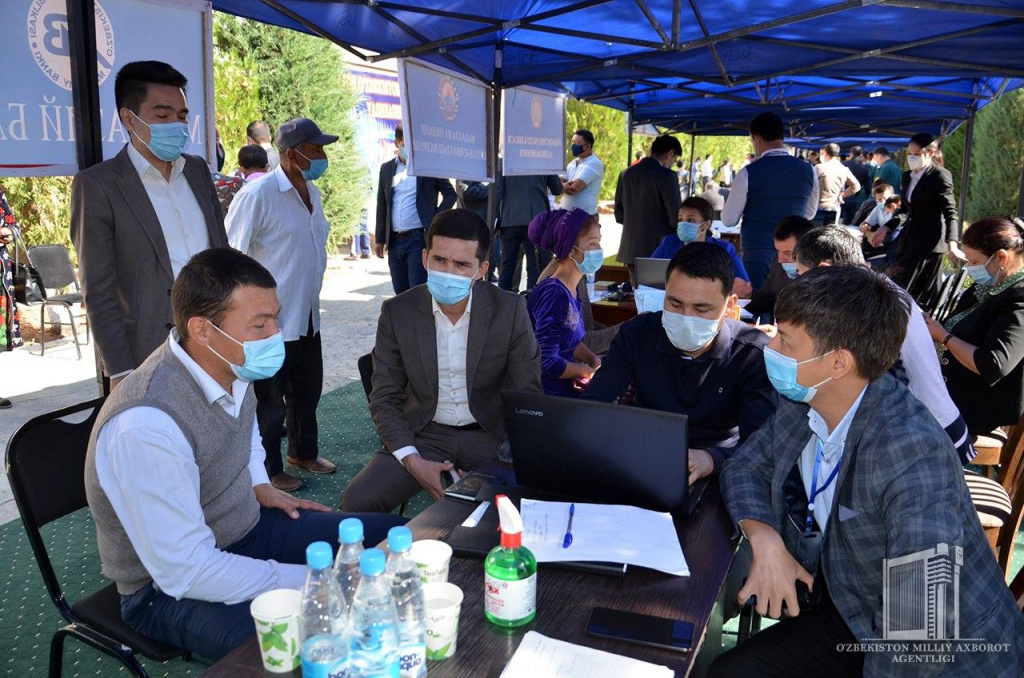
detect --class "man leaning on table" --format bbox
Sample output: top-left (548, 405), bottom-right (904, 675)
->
top-left (84, 248), bottom-right (404, 661)
top-left (342, 209), bottom-right (542, 513)
top-left (713, 266), bottom-right (1023, 676)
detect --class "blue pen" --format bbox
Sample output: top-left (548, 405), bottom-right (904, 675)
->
top-left (562, 503), bottom-right (575, 548)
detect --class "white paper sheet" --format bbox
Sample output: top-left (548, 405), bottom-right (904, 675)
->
top-left (500, 631), bottom-right (675, 678)
top-left (634, 285), bottom-right (666, 313)
top-left (520, 500), bottom-right (689, 577)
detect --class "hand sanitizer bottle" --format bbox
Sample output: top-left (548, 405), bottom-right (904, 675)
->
top-left (484, 495), bottom-right (537, 627)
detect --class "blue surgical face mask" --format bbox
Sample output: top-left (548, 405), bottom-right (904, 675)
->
top-left (763, 346), bottom-right (834, 403)
top-left (661, 310), bottom-right (721, 352)
top-left (573, 246), bottom-right (604, 275)
top-left (427, 268), bottom-right (477, 306)
top-left (397, 146), bottom-right (407, 161)
top-left (966, 253), bottom-right (997, 286)
top-left (781, 262), bottom-right (799, 279)
top-left (295, 150), bottom-right (329, 181)
top-left (571, 144), bottom-right (585, 157)
top-left (206, 321), bottom-right (285, 382)
top-left (131, 111), bottom-right (188, 162)
top-left (677, 221), bottom-right (701, 244)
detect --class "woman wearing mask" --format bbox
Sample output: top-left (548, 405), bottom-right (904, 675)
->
top-left (924, 217), bottom-right (1024, 434)
top-left (879, 132), bottom-right (964, 305)
top-left (527, 208), bottom-right (602, 397)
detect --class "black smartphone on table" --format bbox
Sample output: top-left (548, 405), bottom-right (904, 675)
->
top-left (586, 607), bottom-right (694, 654)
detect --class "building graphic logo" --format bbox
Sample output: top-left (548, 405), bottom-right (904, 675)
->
top-left (27, 0), bottom-right (115, 91)
top-left (882, 543), bottom-right (962, 641)
top-left (437, 76), bottom-right (459, 123)
top-left (530, 95), bottom-right (543, 129)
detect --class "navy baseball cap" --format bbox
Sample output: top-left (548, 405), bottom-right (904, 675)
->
top-left (275, 117), bottom-right (338, 150)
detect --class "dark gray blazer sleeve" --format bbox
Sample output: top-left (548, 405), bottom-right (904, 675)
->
top-left (368, 301), bottom-right (416, 452)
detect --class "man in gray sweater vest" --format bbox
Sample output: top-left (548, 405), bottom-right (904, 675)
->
top-left (84, 248), bottom-right (405, 661)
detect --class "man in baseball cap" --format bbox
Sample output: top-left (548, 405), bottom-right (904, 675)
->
top-left (226, 117), bottom-right (339, 491)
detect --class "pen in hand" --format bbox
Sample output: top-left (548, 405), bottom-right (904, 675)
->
top-left (562, 503), bottom-right (575, 548)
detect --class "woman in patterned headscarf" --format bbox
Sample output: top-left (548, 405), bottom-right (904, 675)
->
top-left (0, 182), bottom-right (23, 408)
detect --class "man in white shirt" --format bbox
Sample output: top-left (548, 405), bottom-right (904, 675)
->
top-left (342, 210), bottom-right (542, 513)
top-left (560, 129), bottom-right (604, 215)
top-left (84, 248), bottom-right (404, 661)
top-left (815, 143), bottom-right (861, 226)
top-left (245, 120), bottom-right (281, 171)
top-left (227, 118), bottom-right (337, 491)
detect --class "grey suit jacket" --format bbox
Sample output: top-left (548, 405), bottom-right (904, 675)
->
top-left (614, 158), bottom-right (681, 265)
top-left (369, 281), bottom-right (542, 452)
top-left (71, 145), bottom-right (228, 375)
top-left (722, 375), bottom-right (1024, 675)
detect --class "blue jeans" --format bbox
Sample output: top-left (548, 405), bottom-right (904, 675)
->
top-left (120, 508), bottom-right (406, 661)
top-left (387, 229), bottom-right (427, 294)
top-left (351, 216), bottom-right (371, 256)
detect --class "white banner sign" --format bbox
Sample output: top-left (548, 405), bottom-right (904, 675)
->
top-left (501, 85), bottom-right (566, 176)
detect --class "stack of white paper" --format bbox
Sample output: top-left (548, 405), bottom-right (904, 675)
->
top-left (500, 631), bottom-right (675, 678)
top-left (520, 500), bottom-right (689, 577)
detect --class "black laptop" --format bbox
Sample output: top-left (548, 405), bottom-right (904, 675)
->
top-left (503, 390), bottom-right (708, 515)
top-left (635, 257), bottom-right (670, 289)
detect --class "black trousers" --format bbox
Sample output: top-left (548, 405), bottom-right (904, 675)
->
top-left (888, 252), bottom-right (943, 308)
top-left (254, 315), bottom-right (323, 476)
top-left (499, 225), bottom-right (549, 292)
top-left (710, 581), bottom-right (864, 678)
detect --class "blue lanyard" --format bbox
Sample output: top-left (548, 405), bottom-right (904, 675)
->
top-left (805, 439), bottom-right (841, 533)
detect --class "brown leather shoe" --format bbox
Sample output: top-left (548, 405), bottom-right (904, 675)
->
top-left (287, 456), bottom-right (337, 474)
top-left (270, 471), bottom-right (304, 492)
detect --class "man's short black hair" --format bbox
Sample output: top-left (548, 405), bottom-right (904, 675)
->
top-left (681, 196), bottom-right (713, 224)
top-left (821, 143), bottom-right (840, 158)
top-left (635, 151), bottom-right (644, 159)
top-left (238, 144), bottom-right (269, 171)
top-left (849, 145), bottom-right (863, 158)
top-left (873, 183), bottom-right (893, 195)
top-left (794, 226), bottom-right (866, 268)
top-left (115, 61), bottom-right (188, 114)
top-left (246, 121), bottom-right (272, 144)
top-left (773, 216), bottom-right (816, 242)
top-left (651, 135), bottom-right (682, 157)
top-left (749, 112), bottom-right (785, 142)
top-left (666, 241), bottom-right (734, 297)
top-left (394, 123), bottom-right (404, 143)
top-left (172, 248), bottom-right (277, 341)
top-left (426, 208), bottom-right (491, 263)
top-left (574, 129), bottom-right (595, 147)
top-left (874, 146), bottom-right (890, 157)
top-left (775, 266), bottom-right (908, 380)
top-left (884, 196), bottom-right (902, 209)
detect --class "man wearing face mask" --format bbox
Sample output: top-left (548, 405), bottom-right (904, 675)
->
top-left (582, 243), bottom-right (776, 485)
top-left (342, 210), bottom-right (542, 513)
top-left (560, 129), bottom-right (604, 216)
top-left (226, 117), bottom-right (338, 491)
top-left (84, 248), bottom-right (405, 661)
top-left (745, 216), bottom-right (817, 322)
top-left (71, 61), bottom-right (229, 391)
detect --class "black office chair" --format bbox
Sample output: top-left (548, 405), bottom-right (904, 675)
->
top-left (28, 244), bottom-right (89, 359)
top-left (5, 399), bottom-right (187, 677)
top-left (357, 352), bottom-right (408, 517)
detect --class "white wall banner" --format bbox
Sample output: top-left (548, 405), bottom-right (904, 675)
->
top-left (1, 0), bottom-right (214, 177)
top-left (397, 58), bottom-right (493, 182)
top-left (501, 85), bottom-right (566, 176)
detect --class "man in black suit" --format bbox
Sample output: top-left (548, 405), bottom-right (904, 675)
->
top-left (375, 123), bottom-right (457, 294)
top-left (614, 135), bottom-right (682, 284)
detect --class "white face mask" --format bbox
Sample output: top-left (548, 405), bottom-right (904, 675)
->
top-left (907, 154), bottom-right (927, 171)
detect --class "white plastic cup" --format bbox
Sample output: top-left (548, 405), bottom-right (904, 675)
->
top-left (409, 539), bottom-right (453, 583)
top-left (249, 588), bottom-right (302, 673)
top-left (422, 582), bottom-right (463, 661)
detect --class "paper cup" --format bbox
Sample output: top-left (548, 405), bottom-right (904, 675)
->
top-left (409, 539), bottom-right (453, 583)
top-left (250, 588), bottom-right (302, 673)
top-left (423, 582), bottom-right (463, 661)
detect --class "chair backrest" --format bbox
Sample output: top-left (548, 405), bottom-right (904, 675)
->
top-left (5, 398), bottom-right (105, 621)
top-left (357, 353), bottom-right (373, 403)
top-left (995, 410), bottom-right (1024, 575)
top-left (28, 244), bottom-right (79, 291)
top-left (935, 268), bottom-right (969, 323)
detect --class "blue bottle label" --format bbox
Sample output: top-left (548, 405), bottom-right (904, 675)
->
top-left (300, 657), bottom-right (350, 678)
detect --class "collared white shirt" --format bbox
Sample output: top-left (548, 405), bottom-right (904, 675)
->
top-left (95, 331), bottom-right (307, 604)
top-left (800, 386), bottom-right (868, 532)
top-left (391, 158), bottom-right (422, 232)
top-left (561, 154), bottom-right (604, 215)
top-left (906, 168), bottom-right (926, 202)
top-left (864, 202), bottom-right (892, 228)
top-left (126, 142), bottom-right (210, 279)
top-left (720, 148), bottom-right (820, 227)
top-left (226, 166), bottom-right (330, 341)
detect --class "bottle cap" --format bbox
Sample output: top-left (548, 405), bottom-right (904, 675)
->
top-left (306, 541), bottom-right (333, 571)
top-left (387, 525), bottom-right (413, 552)
top-left (360, 548), bottom-right (387, 576)
top-left (496, 495), bottom-right (523, 549)
top-left (338, 518), bottom-right (364, 545)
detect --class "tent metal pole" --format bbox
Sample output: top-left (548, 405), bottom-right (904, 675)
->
top-left (688, 131), bottom-right (696, 190)
top-left (487, 43), bottom-right (504, 240)
top-left (958, 105), bottom-right (977, 225)
top-left (1017, 164), bottom-right (1024, 219)
top-left (626, 84), bottom-right (635, 167)
top-left (260, 0), bottom-right (370, 60)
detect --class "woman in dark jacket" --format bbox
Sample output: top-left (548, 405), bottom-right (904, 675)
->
top-left (925, 217), bottom-right (1024, 433)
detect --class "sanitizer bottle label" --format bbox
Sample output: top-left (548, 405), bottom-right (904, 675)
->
top-left (485, 572), bottom-right (537, 620)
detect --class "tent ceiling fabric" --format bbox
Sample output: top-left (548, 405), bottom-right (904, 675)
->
top-left (210, 0), bottom-right (1024, 140)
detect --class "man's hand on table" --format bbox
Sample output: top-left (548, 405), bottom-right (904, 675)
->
top-left (402, 454), bottom-right (454, 501)
top-left (687, 449), bottom-right (714, 485)
top-left (254, 483), bottom-right (331, 519)
top-left (737, 519), bottom-right (814, 619)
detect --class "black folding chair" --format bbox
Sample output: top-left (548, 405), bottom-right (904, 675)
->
top-left (28, 244), bottom-right (89, 359)
top-left (5, 399), bottom-right (187, 677)
top-left (357, 352), bottom-right (407, 517)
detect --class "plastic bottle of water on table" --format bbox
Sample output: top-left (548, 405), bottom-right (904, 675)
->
top-left (386, 526), bottom-right (427, 678)
top-left (300, 541), bottom-right (349, 678)
top-left (335, 518), bottom-right (364, 613)
top-left (350, 548), bottom-right (400, 678)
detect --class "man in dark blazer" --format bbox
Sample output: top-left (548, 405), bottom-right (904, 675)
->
top-left (71, 61), bottom-right (227, 388)
top-left (714, 266), bottom-right (1023, 677)
top-left (614, 134), bottom-right (682, 284)
top-left (495, 168), bottom-right (563, 291)
top-left (374, 123), bottom-right (457, 294)
top-left (343, 210), bottom-right (541, 513)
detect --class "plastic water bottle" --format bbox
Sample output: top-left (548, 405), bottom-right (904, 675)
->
top-left (335, 518), bottom-right (364, 614)
top-left (300, 541), bottom-right (349, 678)
top-left (349, 549), bottom-right (400, 678)
top-left (586, 271), bottom-right (596, 298)
top-left (386, 527), bottom-right (427, 678)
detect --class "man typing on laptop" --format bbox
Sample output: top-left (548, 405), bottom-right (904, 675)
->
top-left (582, 243), bottom-right (776, 484)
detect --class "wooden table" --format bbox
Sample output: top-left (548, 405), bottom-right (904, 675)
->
top-left (590, 281), bottom-right (638, 328)
top-left (203, 488), bottom-right (737, 678)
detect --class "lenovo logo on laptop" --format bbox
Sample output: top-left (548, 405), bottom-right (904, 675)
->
top-left (514, 408), bottom-right (544, 417)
